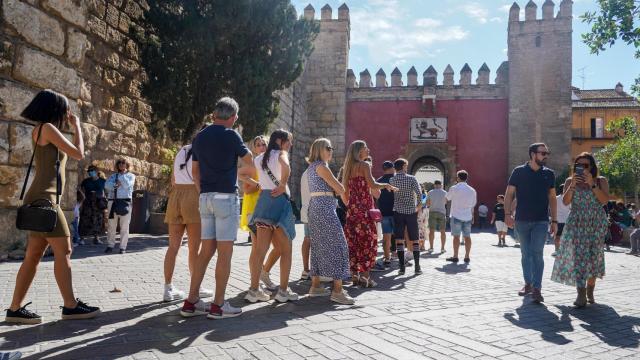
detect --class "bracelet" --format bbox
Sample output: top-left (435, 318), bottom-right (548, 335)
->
top-left (551, 220), bottom-right (558, 224)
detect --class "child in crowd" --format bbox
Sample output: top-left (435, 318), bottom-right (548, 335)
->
top-left (73, 190), bottom-right (85, 246)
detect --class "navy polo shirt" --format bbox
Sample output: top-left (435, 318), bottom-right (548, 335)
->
top-left (377, 174), bottom-right (395, 217)
top-left (192, 125), bottom-right (249, 194)
top-left (508, 163), bottom-right (555, 222)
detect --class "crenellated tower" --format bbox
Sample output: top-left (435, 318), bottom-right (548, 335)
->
top-left (507, 0), bottom-right (573, 171)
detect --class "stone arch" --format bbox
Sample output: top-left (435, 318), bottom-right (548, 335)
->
top-left (405, 145), bottom-right (456, 187)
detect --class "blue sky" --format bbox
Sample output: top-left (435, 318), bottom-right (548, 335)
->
top-left (293, 0), bottom-right (640, 91)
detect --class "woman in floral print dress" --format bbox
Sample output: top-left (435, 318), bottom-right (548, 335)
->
top-left (342, 141), bottom-right (397, 288)
top-left (551, 152), bottom-right (610, 308)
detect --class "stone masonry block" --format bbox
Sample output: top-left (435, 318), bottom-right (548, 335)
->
top-left (87, 15), bottom-right (108, 41)
top-left (13, 47), bottom-right (81, 99)
top-left (88, 0), bottom-right (107, 18)
top-left (97, 129), bottom-right (122, 153)
top-left (105, 4), bottom-right (120, 27)
top-left (66, 28), bottom-right (88, 65)
top-left (0, 122), bottom-right (8, 163)
top-left (9, 123), bottom-right (34, 166)
top-left (0, 41), bottom-right (14, 76)
top-left (108, 111), bottom-right (138, 136)
top-left (124, 1), bottom-right (144, 19)
top-left (0, 165), bottom-right (26, 207)
top-left (3, 0), bottom-right (65, 56)
top-left (43, 0), bottom-right (88, 28)
top-left (81, 122), bottom-right (100, 149)
top-left (120, 135), bottom-right (136, 155)
top-left (0, 80), bottom-right (37, 121)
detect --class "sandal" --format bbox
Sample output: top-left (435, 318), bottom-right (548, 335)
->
top-left (360, 276), bottom-right (377, 288)
top-left (351, 274), bottom-right (361, 286)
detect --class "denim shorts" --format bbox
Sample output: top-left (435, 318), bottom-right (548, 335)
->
top-left (199, 192), bottom-right (240, 241)
top-left (381, 216), bottom-right (394, 234)
top-left (451, 217), bottom-right (472, 237)
top-left (250, 191), bottom-right (296, 241)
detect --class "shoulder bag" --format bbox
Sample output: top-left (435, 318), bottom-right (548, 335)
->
top-left (16, 125), bottom-right (60, 232)
top-left (108, 173), bottom-right (131, 219)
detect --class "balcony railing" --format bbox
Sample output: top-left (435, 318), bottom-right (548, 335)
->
top-left (571, 128), bottom-right (616, 140)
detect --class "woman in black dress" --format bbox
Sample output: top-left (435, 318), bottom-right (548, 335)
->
top-left (79, 165), bottom-right (107, 244)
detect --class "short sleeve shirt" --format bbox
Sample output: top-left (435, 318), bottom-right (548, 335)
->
top-left (192, 125), bottom-right (249, 194)
top-left (508, 163), bottom-right (555, 222)
top-left (427, 188), bottom-right (447, 215)
top-left (376, 174), bottom-right (395, 217)
top-left (389, 172), bottom-right (421, 215)
top-left (493, 203), bottom-right (505, 221)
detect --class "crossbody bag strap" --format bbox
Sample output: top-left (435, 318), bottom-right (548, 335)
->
top-left (19, 124), bottom-right (44, 201)
top-left (264, 166), bottom-right (280, 187)
top-left (55, 147), bottom-right (60, 205)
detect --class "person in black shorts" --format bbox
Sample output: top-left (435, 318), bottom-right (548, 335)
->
top-left (389, 159), bottom-right (422, 275)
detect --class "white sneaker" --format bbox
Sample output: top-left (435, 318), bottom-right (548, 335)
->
top-left (244, 288), bottom-right (271, 303)
top-left (260, 271), bottom-right (277, 291)
top-left (275, 288), bottom-right (299, 303)
top-left (207, 301), bottom-right (242, 319)
top-left (319, 276), bottom-right (333, 282)
top-left (163, 285), bottom-right (186, 302)
top-left (199, 287), bottom-right (214, 298)
top-left (180, 299), bottom-right (207, 317)
top-left (330, 290), bottom-right (355, 305)
top-left (300, 270), bottom-right (310, 280)
top-left (309, 286), bottom-right (330, 297)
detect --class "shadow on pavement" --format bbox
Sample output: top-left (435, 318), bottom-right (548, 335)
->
top-left (434, 263), bottom-right (471, 274)
top-left (504, 301), bottom-right (573, 345)
top-left (557, 304), bottom-right (640, 348)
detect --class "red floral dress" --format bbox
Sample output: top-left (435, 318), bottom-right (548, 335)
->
top-left (344, 176), bottom-right (377, 274)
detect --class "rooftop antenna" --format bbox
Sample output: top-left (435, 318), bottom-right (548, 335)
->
top-left (577, 66), bottom-right (587, 89)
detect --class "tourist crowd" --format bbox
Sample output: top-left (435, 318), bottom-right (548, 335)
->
top-left (5, 91), bottom-right (638, 324)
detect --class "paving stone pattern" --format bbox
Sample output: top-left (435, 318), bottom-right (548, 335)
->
top-left (1, 226), bottom-right (639, 359)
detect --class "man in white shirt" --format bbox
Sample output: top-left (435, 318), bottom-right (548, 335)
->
top-left (477, 203), bottom-right (489, 229)
top-left (553, 183), bottom-right (571, 257)
top-left (445, 170), bottom-right (477, 263)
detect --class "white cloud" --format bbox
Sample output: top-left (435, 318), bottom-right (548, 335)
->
top-left (350, 1), bottom-right (469, 68)
top-left (459, 2), bottom-right (490, 24)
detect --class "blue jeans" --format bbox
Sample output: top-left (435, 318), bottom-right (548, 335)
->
top-left (72, 218), bottom-right (80, 243)
top-left (451, 217), bottom-right (472, 237)
top-left (515, 221), bottom-right (548, 289)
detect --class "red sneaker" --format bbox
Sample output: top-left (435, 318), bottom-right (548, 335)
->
top-left (180, 299), bottom-right (207, 318)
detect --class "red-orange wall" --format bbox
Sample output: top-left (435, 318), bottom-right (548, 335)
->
top-left (346, 99), bottom-right (509, 209)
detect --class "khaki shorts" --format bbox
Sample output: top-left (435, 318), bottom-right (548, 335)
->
top-left (164, 184), bottom-right (201, 224)
top-left (428, 211), bottom-right (446, 231)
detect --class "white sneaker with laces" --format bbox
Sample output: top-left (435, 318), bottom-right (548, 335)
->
top-left (244, 288), bottom-right (271, 303)
top-left (300, 270), bottom-right (310, 280)
top-left (179, 299), bottom-right (207, 317)
top-left (163, 285), bottom-right (186, 302)
top-left (275, 288), bottom-right (299, 303)
top-left (199, 287), bottom-right (214, 298)
top-left (330, 290), bottom-right (355, 305)
top-left (260, 271), bottom-right (277, 290)
top-left (207, 301), bottom-right (242, 319)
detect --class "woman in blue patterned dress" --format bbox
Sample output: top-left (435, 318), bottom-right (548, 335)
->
top-left (306, 138), bottom-right (355, 305)
top-left (551, 152), bottom-right (610, 308)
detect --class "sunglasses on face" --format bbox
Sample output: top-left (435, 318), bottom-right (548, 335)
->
top-left (575, 163), bottom-right (590, 168)
top-left (536, 151), bottom-right (550, 156)
top-left (326, 146), bottom-right (334, 151)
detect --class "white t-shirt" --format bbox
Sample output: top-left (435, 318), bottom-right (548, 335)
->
top-left (300, 168), bottom-right (310, 224)
top-left (254, 150), bottom-right (290, 194)
top-left (556, 195), bottom-right (571, 223)
top-left (73, 203), bottom-right (81, 218)
top-left (173, 145), bottom-right (194, 185)
top-left (446, 182), bottom-right (477, 222)
top-left (478, 204), bottom-right (489, 217)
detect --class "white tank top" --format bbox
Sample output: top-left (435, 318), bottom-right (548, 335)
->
top-left (173, 145), bottom-right (194, 185)
top-left (254, 150), bottom-right (290, 195)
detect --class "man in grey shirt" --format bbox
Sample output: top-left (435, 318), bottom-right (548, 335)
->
top-left (427, 180), bottom-right (448, 253)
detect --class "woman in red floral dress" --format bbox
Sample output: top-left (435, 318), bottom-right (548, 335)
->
top-left (342, 141), bottom-right (397, 287)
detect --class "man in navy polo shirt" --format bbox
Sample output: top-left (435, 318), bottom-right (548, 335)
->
top-left (181, 97), bottom-right (254, 319)
top-left (505, 143), bottom-right (557, 303)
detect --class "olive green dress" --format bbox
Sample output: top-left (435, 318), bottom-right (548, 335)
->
top-left (23, 135), bottom-right (69, 238)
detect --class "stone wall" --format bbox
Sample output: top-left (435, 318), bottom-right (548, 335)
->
top-left (507, 0), bottom-right (573, 172)
top-left (0, 0), bottom-right (168, 256)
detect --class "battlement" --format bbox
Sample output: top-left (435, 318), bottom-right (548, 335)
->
top-left (304, 3), bottom-right (350, 21)
top-left (346, 62), bottom-right (509, 88)
top-left (509, 0), bottom-right (572, 23)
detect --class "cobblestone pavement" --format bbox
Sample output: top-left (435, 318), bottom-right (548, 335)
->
top-left (1, 225), bottom-right (639, 359)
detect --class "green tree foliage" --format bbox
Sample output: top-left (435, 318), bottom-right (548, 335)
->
top-left (594, 117), bottom-right (640, 204)
top-left (134, 1), bottom-right (319, 142)
top-left (582, 0), bottom-right (640, 95)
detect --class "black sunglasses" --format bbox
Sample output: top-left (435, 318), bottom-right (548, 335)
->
top-left (326, 146), bottom-right (334, 151)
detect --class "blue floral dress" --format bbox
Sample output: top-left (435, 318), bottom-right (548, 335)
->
top-left (308, 161), bottom-right (351, 280)
top-left (551, 185), bottom-right (608, 287)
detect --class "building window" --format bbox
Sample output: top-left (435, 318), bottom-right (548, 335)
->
top-left (591, 146), bottom-right (604, 154)
top-left (590, 118), bottom-right (604, 138)
top-left (535, 36), bottom-right (541, 47)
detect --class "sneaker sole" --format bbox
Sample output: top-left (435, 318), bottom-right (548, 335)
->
top-left (207, 312), bottom-right (242, 319)
top-left (244, 296), bottom-right (270, 303)
top-left (5, 316), bottom-right (42, 325)
top-left (61, 309), bottom-right (101, 320)
top-left (330, 297), bottom-right (355, 305)
top-left (163, 294), bottom-right (186, 302)
top-left (179, 310), bottom-right (207, 318)
top-left (309, 293), bottom-right (330, 297)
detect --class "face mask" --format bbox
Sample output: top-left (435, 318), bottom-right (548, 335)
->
top-left (88, 171), bottom-right (97, 177)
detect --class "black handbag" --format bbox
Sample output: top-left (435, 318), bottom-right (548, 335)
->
top-left (16, 125), bottom-right (60, 233)
top-left (96, 196), bottom-right (108, 211)
top-left (108, 173), bottom-right (130, 219)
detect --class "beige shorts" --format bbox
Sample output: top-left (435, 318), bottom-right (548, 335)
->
top-left (495, 221), bottom-right (508, 233)
top-left (164, 184), bottom-right (201, 224)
